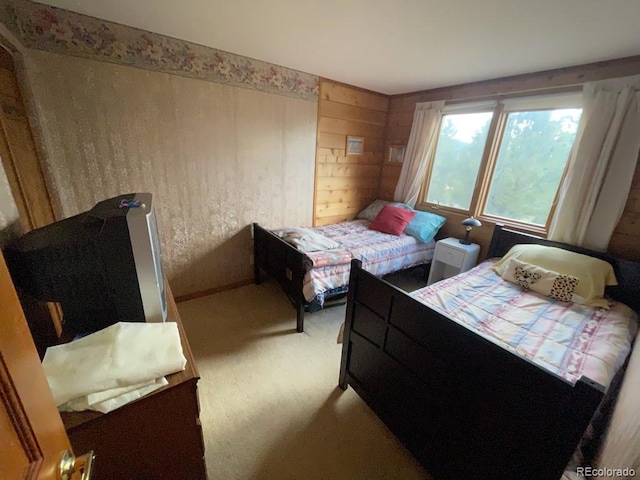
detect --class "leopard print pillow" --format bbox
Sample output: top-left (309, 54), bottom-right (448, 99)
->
top-left (549, 274), bottom-right (579, 302)
top-left (503, 258), bottom-right (580, 303)
top-left (514, 266), bottom-right (542, 290)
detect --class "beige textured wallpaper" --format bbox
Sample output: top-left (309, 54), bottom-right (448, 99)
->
top-left (23, 50), bottom-right (317, 297)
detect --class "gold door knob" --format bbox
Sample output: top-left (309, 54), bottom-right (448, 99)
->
top-left (58, 449), bottom-right (95, 480)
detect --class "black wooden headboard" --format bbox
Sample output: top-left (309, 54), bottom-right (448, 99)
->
top-left (487, 225), bottom-right (640, 313)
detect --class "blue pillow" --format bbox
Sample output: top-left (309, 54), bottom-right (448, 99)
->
top-left (404, 211), bottom-right (446, 243)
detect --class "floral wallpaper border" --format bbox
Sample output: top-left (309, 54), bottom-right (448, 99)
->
top-left (0, 0), bottom-right (319, 101)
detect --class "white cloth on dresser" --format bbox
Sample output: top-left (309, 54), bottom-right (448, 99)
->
top-left (59, 377), bottom-right (169, 413)
top-left (42, 322), bottom-right (186, 412)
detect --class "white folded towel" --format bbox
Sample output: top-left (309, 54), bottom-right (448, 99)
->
top-left (60, 377), bottom-right (169, 413)
top-left (43, 322), bottom-right (186, 407)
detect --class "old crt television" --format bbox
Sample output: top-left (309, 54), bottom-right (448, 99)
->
top-left (5, 193), bottom-right (167, 335)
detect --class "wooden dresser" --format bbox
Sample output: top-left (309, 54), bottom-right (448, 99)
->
top-left (60, 284), bottom-right (207, 480)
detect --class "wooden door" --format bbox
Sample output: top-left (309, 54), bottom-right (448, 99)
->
top-left (0, 251), bottom-right (72, 479)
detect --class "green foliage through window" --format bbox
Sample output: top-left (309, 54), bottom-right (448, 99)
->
top-left (422, 99), bottom-right (582, 230)
top-left (484, 109), bottom-right (581, 225)
top-left (426, 112), bottom-right (493, 210)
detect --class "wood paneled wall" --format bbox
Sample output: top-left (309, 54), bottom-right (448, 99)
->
top-left (314, 79), bottom-right (389, 226)
top-left (382, 97), bottom-right (417, 198)
top-left (380, 98), bottom-right (412, 201)
top-left (381, 56), bottom-right (640, 260)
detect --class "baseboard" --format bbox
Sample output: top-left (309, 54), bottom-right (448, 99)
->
top-left (175, 278), bottom-right (254, 303)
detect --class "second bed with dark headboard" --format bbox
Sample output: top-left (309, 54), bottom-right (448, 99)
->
top-left (339, 225), bottom-right (640, 480)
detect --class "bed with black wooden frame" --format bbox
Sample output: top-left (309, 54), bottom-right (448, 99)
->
top-left (339, 225), bottom-right (640, 480)
top-left (253, 222), bottom-right (431, 333)
top-left (253, 222), bottom-right (311, 333)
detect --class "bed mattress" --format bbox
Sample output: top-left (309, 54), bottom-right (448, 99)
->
top-left (301, 220), bottom-right (435, 307)
top-left (412, 260), bottom-right (638, 388)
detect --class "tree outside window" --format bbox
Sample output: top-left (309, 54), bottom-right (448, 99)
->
top-left (420, 94), bottom-right (582, 233)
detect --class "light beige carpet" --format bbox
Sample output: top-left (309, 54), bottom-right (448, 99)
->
top-left (178, 276), bottom-right (429, 480)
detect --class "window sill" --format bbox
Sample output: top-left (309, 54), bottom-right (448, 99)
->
top-left (416, 204), bottom-right (549, 238)
top-left (477, 214), bottom-right (548, 238)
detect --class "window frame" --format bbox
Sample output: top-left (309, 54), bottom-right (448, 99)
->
top-left (417, 90), bottom-right (582, 236)
top-left (420, 103), bottom-right (501, 215)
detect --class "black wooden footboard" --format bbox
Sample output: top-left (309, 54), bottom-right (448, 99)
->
top-left (253, 223), bottom-right (312, 332)
top-left (339, 259), bottom-right (604, 480)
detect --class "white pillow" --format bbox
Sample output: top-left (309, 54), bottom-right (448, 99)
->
top-left (501, 258), bottom-right (582, 304)
top-left (492, 244), bottom-right (617, 308)
top-left (274, 227), bottom-right (340, 252)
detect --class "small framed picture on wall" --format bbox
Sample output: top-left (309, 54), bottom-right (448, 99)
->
top-left (389, 145), bottom-right (406, 163)
top-left (346, 136), bottom-right (364, 155)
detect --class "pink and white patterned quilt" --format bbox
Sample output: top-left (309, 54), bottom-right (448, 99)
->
top-left (300, 220), bottom-right (435, 305)
top-left (412, 260), bottom-right (638, 388)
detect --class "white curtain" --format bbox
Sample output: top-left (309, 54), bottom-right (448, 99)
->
top-left (548, 75), bottom-right (640, 250)
top-left (394, 100), bottom-right (445, 207)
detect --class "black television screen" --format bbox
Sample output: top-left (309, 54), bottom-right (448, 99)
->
top-left (5, 193), bottom-right (167, 335)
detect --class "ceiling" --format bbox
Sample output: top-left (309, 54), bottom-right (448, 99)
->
top-left (34, 0), bottom-right (640, 95)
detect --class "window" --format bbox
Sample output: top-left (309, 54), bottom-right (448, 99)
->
top-left (426, 111), bottom-right (493, 210)
top-left (421, 93), bottom-right (582, 233)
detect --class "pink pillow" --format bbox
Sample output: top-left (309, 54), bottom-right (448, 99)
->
top-left (369, 205), bottom-right (417, 235)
